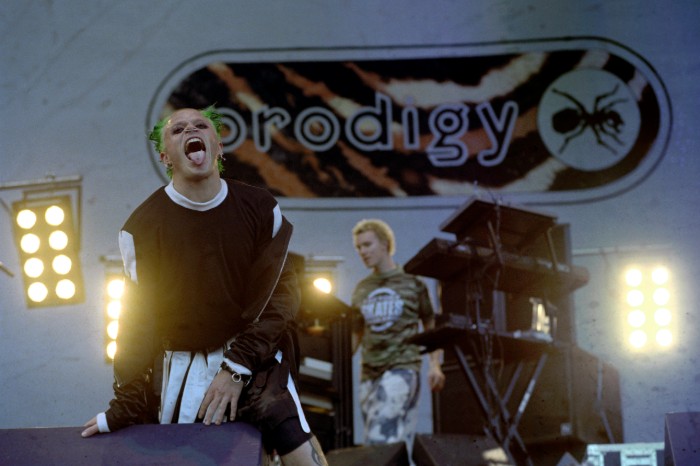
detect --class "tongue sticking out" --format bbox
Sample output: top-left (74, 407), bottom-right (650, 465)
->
top-left (188, 150), bottom-right (206, 165)
top-left (185, 138), bottom-right (206, 166)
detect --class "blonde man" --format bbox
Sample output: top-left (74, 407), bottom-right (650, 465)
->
top-left (351, 219), bottom-right (444, 456)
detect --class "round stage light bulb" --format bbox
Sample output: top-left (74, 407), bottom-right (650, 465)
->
top-left (651, 266), bottom-right (669, 285)
top-left (28, 282), bottom-right (49, 302)
top-left (654, 308), bottom-right (672, 326)
top-left (626, 289), bottom-right (644, 307)
top-left (107, 300), bottom-right (122, 319)
top-left (652, 288), bottom-right (670, 306)
top-left (629, 329), bottom-right (647, 348)
top-left (106, 341), bottom-right (117, 360)
top-left (24, 258), bottom-right (45, 278)
top-left (624, 268), bottom-right (643, 287)
top-left (45, 205), bottom-right (65, 226)
top-left (56, 279), bottom-right (76, 299)
top-left (107, 278), bottom-right (125, 299)
top-left (52, 255), bottom-right (72, 275)
top-left (656, 329), bottom-right (673, 347)
top-left (16, 209), bottom-right (37, 229)
top-left (313, 277), bottom-right (332, 294)
top-left (627, 309), bottom-right (645, 327)
top-left (107, 320), bottom-right (119, 340)
top-left (20, 233), bottom-right (41, 254)
top-left (48, 230), bottom-right (68, 250)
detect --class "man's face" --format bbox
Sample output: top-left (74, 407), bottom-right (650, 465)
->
top-left (160, 109), bottom-right (223, 180)
top-left (354, 230), bottom-right (389, 270)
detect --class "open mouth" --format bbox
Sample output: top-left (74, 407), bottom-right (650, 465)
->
top-left (185, 137), bottom-right (206, 164)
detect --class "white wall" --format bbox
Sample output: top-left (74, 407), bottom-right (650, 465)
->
top-left (1, 0), bottom-right (698, 446)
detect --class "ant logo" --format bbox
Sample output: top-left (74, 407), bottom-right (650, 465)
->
top-left (551, 85), bottom-right (627, 155)
top-left (538, 69), bottom-right (641, 171)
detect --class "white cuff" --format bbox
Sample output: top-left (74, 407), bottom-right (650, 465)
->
top-left (96, 412), bottom-right (110, 433)
top-left (223, 357), bottom-right (252, 375)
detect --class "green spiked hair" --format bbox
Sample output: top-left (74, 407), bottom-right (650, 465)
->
top-left (148, 105), bottom-right (225, 178)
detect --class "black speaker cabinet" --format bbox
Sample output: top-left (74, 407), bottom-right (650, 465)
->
top-left (433, 344), bottom-right (623, 464)
top-left (413, 434), bottom-right (507, 466)
top-left (326, 442), bottom-right (409, 466)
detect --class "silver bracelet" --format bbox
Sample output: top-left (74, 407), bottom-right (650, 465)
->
top-left (219, 361), bottom-right (252, 386)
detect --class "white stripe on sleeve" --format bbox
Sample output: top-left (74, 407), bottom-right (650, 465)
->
top-left (118, 230), bottom-right (137, 283)
top-left (272, 204), bottom-right (282, 238)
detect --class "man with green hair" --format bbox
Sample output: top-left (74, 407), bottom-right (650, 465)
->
top-left (83, 107), bottom-right (328, 466)
top-left (351, 218), bottom-right (445, 458)
top-left (148, 105), bottom-right (226, 178)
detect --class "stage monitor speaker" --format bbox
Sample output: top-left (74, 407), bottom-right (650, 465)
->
top-left (433, 344), bottom-right (622, 465)
top-left (664, 411), bottom-right (700, 465)
top-left (326, 442), bottom-right (409, 466)
top-left (431, 355), bottom-right (486, 437)
top-left (412, 434), bottom-right (508, 466)
top-left (519, 345), bottom-right (623, 446)
top-left (0, 422), bottom-right (262, 466)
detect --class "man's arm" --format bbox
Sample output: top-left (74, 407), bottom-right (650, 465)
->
top-left (83, 230), bottom-right (157, 437)
top-left (82, 372), bottom-right (153, 437)
top-left (224, 255), bottom-right (300, 371)
top-left (421, 315), bottom-right (446, 392)
top-left (199, 259), bottom-right (299, 426)
top-left (203, 216), bottom-right (299, 425)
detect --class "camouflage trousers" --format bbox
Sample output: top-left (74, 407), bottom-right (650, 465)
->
top-left (359, 368), bottom-right (420, 454)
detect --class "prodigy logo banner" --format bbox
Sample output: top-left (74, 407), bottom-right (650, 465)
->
top-left (147, 37), bottom-right (671, 205)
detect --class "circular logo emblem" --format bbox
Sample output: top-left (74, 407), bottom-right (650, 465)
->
top-left (538, 68), bottom-right (641, 171)
top-left (362, 287), bottom-right (404, 333)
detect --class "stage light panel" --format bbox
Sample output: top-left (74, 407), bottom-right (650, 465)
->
top-left (313, 276), bottom-right (333, 294)
top-left (12, 196), bottom-right (84, 308)
top-left (621, 263), bottom-right (674, 350)
top-left (104, 273), bottom-right (125, 361)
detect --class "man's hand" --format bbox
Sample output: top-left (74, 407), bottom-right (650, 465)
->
top-left (81, 417), bottom-right (100, 438)
top-left (428, 363), bottom-right (446, 392)
top-left (198, 370), bottom-right (244, 425)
